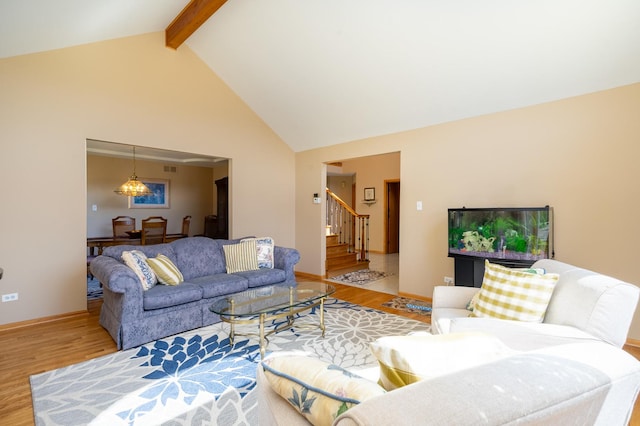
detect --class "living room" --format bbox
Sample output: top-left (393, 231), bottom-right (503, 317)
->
top-left (1, 1), bottom-right (640, 424)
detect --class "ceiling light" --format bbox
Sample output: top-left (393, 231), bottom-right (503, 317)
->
top-left (114, 146), bottom-right (152, 197)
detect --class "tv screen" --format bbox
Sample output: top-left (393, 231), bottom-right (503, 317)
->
top-left (448, 206), bottom-right (553, 263)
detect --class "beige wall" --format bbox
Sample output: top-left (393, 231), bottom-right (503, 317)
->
top-left (0, 33), bottom-right (295, 325)
top-left (87, 154), bottom-right (219, 237)
top-left (296, 83), bottom-right (640, 339)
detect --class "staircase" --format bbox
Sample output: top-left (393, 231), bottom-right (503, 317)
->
top-left (325, 189), bottom-right (370, 277)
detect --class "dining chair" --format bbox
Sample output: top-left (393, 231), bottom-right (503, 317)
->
top-left (181, 215), bottom-right (192, 236)
top-left (141, 216), bottom-right (167, 245)
top-left (112, 216), bottom-right (136, 238)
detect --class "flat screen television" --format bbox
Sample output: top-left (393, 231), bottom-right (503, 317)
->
top-left (448, 206), bottom-right (553, 264)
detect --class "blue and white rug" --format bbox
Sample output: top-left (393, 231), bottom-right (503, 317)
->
top-left (30, 299), bottom-right (428, 425)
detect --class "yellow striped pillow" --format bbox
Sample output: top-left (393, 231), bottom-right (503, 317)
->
top-left (146, 254), bottom-right (184, 286)
top-left (472, 260), bottom-right (559, 322)
top-left (223, 239), bottom-right (259, 273)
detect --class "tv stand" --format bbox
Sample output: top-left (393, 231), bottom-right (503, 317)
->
top-left (454, 257), bottom-right (535, 287)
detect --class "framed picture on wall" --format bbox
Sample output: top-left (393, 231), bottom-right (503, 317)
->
top-left (129, 179), bottom-right (170, 208)
top-left (364, 187), bottom-right (375, 201)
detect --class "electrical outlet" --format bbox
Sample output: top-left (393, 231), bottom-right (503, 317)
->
top-left (443, 276), bottom-right (454, 285)
top-left (2, 293), bottom-right (18, 302)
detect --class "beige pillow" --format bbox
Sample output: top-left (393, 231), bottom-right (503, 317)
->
top-left (370, 332), bottom-right (514, 390)
top-left (262, 355), bottom-right (385, 426)
top-left (472, 260), bottom-right (559, 322)
top-left (223, 239), bottom-right (259, 273)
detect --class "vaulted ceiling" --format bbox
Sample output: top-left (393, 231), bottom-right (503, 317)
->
top-left (2, 0), bottom-right (639, 152)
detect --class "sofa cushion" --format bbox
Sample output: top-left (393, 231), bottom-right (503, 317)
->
top-left (147, 254), bottom-right (184, 285)
top-left (369, 332), bottom-right (514, 390)
top-left (234, 268), bottom-right (287, 288)
top-left (446, 317), bottom-right (603, 351)
top-left (261, 355), bottom-right (385, 426)
top-left (121, 250), bottom-right (157, 290)
top-left (223, 240), bottom-right (260, 273)
top-left (472, 260), bottom-right (559, 322)
top-left (190, 274), bottom-right (249, 298)
top-left (170, 237), bottom-right (227, 279)
top-left (142, 282), bottom-right (203, 310)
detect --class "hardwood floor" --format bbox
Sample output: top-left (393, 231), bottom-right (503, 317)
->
top-left (1, 280), bottom-right (639, 425)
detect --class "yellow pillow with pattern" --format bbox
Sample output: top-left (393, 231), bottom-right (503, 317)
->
top-left (146, 254), bottom-right (184, 286)
top-left (472, 260), bottom-right (559, 322)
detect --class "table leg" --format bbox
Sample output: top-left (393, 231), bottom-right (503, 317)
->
top-left (320, 297), bottom-right (326, 337)
top-left (287, 286), bottom-right (294, 325)
top-left (259, 312), bottom-right (266, 359)
top-left (229, 299), bottom-right (236, 345)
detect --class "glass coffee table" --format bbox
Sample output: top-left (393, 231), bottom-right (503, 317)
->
top-left (209, 282), bottom-right (336, 358)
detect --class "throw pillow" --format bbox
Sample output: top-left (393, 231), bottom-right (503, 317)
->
top-left (121, 250), bottom-right (157, 290)
top-left (146, 254), bottom-right (184, 286)
top-left (223, 239), bottom-right (260, 273)
top-left (369, 332), bottom-right (514, 390)
top-left (465, 267), bottom-right (547, 311)
top-left (262, 355), bottom-right (385, 426)
top-left (472, 260), bottom-right (559, 322)
top-left (242, 236), bottom-right (275, 268)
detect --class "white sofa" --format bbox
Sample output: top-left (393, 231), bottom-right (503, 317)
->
top-left (431, 259), bottom-right (639, 350)
top-left (256, 259), bottom-right (640, 425)
top-left (256, 342), bottom-right (640, 425)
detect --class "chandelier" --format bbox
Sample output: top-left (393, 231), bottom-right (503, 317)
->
top-left (114, 146), bottom-right (152, 197)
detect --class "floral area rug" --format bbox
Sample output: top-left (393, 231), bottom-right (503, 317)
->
top-left (382, 296), bottom-right (432, 316)
top-left (30, 298), bottom-right (428, 426)
top-left (87, 277), bottom-right (103, 300)
top-left (327, 269), bottom-right (390, 285)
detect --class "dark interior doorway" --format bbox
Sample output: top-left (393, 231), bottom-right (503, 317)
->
top-left (385, 180), bottom-right (400, 253)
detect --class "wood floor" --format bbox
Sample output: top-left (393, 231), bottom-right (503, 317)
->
top-left (1, 280), bottom-right (639, 425)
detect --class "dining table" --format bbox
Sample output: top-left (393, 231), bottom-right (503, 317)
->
top-left (87, 234), bottom-right (188, 256)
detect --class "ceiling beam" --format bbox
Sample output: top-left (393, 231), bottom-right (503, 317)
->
top-left (165, 0), bottom-right (228, 49)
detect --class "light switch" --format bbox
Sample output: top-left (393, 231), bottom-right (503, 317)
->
top-left (92, 204), bottom-right (98, 212)
top-left (416, 201), bottom-right (423, 211)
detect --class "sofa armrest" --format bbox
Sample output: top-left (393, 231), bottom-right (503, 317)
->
top-left (432, 285), bottom-right (479, 309)
top-left (274, 246), bottom-right (301, 281)
top-left (90, 255), bottom-right (143, 296)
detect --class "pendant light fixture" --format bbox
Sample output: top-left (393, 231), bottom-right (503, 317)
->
top-left (114, 146), bottom-right (152, 197)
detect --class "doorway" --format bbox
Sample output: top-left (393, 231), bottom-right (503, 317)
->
top-left (385, 180), bottom-right (400, 254)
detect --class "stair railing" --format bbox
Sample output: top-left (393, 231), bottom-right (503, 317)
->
top-left (326, 188), bottom-right (369, 261)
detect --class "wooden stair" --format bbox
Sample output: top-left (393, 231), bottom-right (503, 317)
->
top-left (326, 234), bottom-right (369, 277)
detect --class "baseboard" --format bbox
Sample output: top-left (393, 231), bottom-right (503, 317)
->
top-left (295, 271), bottom-right (324, 281)
top-left (0, 309), bottom-right (89, 332)
top-left (625, 338), bottom-right (640, 348)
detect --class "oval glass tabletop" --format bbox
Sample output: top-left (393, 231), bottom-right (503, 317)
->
top-left (209, 282), bottom-right (335, 317)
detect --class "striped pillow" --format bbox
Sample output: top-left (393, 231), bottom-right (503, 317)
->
top-left (122, 250), bottom-right (157, 290)
top-left (223, 240), bottom-right (259, 273)
top-left (472, 260), bottom-right (559, 322)
top-left (146, 254), bottom-right (184, 286)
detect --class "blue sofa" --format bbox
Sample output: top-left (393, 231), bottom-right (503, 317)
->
top-left (90, 236), bottom-right (300, 350)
